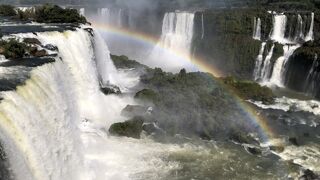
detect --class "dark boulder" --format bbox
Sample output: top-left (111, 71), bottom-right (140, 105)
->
top-left (109, 116), bottom-right (144, 139)
top-left (43, 44), bottom-right (58, 51)
top-left (23, 38), bottom-right (41, 45)
top-left (289, 137), bottom-right (299, 146)
top-left (245, 146), bottom-right (262, 155)
top-left (121, 105), bottom-right (150, 117)
top-left (299, 169), bottom-right (320, 180)
top-left (100, 85), bottom-right (121, 95)
top-left (30, 49), bottom-right (47, 57)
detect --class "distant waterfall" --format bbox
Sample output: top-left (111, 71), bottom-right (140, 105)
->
top-left (253, 17), bottom-right (261, 40)
top-left (79, 8), bottom-right (85, 16)
top-left (253, 12), bottom-right (314, 86)
top-left (268, 45), bottom-right (300, 86)
top-left (201, 13), bottom-right (205, 39)
top-left (0, 28), bottom-right (124, 180)
top-left (304, 54), bottom-right (320, 97)
top-left (97, 8), bottom-right (124, 27)
top-left (148, 11), bottom-right (197, 72)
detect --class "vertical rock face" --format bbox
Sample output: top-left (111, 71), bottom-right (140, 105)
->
top-left (192, 8), bottom-right (319, 98)
top-left (192, 9), bottom-right (265, 79)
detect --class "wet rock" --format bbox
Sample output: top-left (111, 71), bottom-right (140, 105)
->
top-left (121, 105), bottom-right (149, 117)
top-left (245, 146), bottom-right (262, 155)
top-left (289, 137), bottom-right (299, 146)
top-left (109, 116), bottom-right (144, 139)
top-left (84, 28), bottom-right (94, 36)
top-left (269, 146), bottom-right (285, 153)
top-left (142, 122), bottom-right (165, 136)
top-left (30, 49), bottom-right (47, 57)
top-left (299, 169), bottom-right (320, 180)
top-left (229, 132), bottom-right (259, 145)
top-left (43, 44), bottom-right (58, 51)
top-left (100, 85), bottom-right (121, 95)
top-left (23, 38), bottom-right (41, 45)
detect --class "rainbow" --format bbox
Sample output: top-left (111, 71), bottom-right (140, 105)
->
top-left (92, 22), bottom-right (276, 141)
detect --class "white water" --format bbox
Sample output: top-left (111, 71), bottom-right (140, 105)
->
top-left (253, 17), bottom-right (261, 40)
top-left (268, 45), bottom-right (300, 86)
top-left (250, 97), bottom-right (320, 117)
top-left (253, 42), bottom-right (266, 80)
top-left (0, 28), bottom-right (143, 179)
top-left (270, 14), bottom-right (288, 44)
top-left (148, 11), bottom-right (198, 72)
top-left (97, 8), bottom-right (123, 27)
top-left (305, 12), bottom-right (315, 42)
top-left (260, 44), bottom-right (275, 81)
top-left (253, 12), bottom-right (314, 86)
top-left (79, 8), bottom-right (85, 16)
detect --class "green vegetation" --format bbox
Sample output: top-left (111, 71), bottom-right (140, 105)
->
top-left (33, 4), bottom-right (86, 24)
top-left (0, 38), bottom-right (52, 59)
top-left (221, 76), bottom-right (275, 104)
top-left (0, 39), bottom-right (27, 59)
top-left (0, 5), bottom-right (16, 16)
top-left (110, 54), bottom-right (149, 70)
top-left (134, 89), bottom-right (159, 103)
top-left (0, 4), bottom-right (87, 24)
top-left (109, 116), bottom-right (144, 139)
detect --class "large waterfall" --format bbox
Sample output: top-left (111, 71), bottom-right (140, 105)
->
top-left (148, 11), bottom-right (197, 72)
top-left (253, 12), bottom-right (314, 87)
top-left (0, 27), bottom-right (140, 180)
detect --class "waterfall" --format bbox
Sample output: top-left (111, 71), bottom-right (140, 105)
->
top-left (270, 14), bottom-right (288, 44)
top-left (148, 11), bottom-right (197, 72)
top-left (253, 12), bottom-right (314, 87)
top-left (79, 8), bottom-right (85, 16)
top-left (93, 31), bottom-right (119, 87)
top-left (253, 42), bottom-right (266, 80)
top-left (305, 12), bottom-right (314, 42)
top-left (253, 17), bottom-right (261, 40)
top-left (97, 8), bottom-right (123, 27)
top-left (304, 54), bottom-right (320, 96)
top-left (260, 44), bottom-right (275, 80)
top-left (268, 45), bottom-right (300, 86)
top-left (0, 27), bottom-right (134, 180)
top-left (201, 13), bottom-right (205, 39)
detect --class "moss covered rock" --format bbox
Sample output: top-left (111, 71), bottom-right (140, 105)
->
top-left (108, 116), bottom-right (144, 139)
top-left (222, 76), bottom-right (275, 104)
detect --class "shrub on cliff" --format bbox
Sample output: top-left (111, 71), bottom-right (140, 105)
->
top-left (34, 4), bottom-right (86, 24)
top-left (0, 39), bottom-right (27, 59)
top-left (0, 5), bottom-right (16, 16)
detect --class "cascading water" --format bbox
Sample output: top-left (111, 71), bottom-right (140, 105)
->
top-left (253, 42), bottom-right (266, 80)
top-left (148, 11), bottom-right (197, 72)
top-left (201, 13), bottom-right (205, 39)
top-left (304, 54), bottom-right (320, 97)
top-left (268, 45), bottom-right (300, 86)
top-left (253, 12), bottom-right (314, 86)
top-left (253, 17), bottom-right (261, 40)
top-left (97, 8), bottom-right (123, 27)
top-left (0, 27), bottom-right (139, 180)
